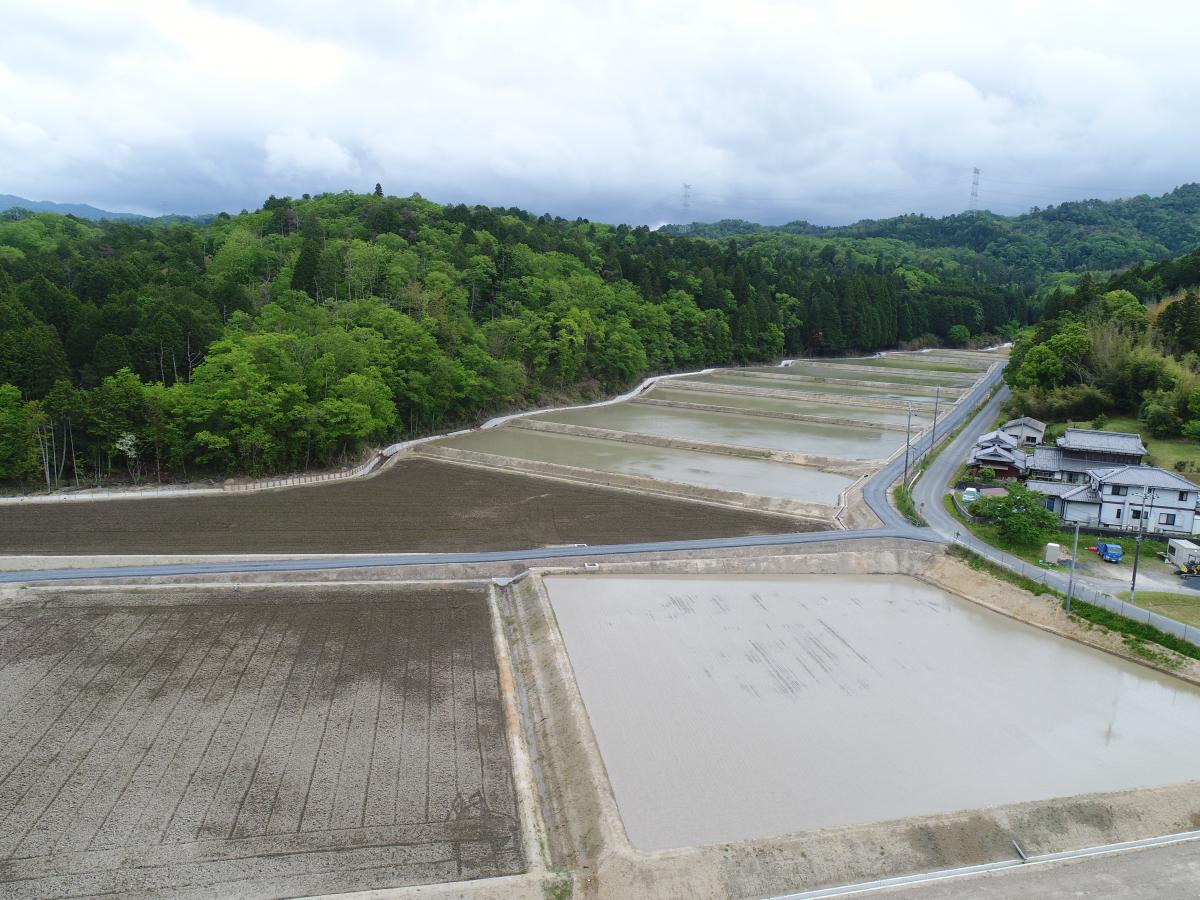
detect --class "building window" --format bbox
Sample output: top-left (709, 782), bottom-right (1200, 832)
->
top-left (1114, 508), bottom-right (1122, 519)
top-left (1132, 508), bottom-right (1141, 520)
top-left (1181, 491), bottom-right (1191, 502)
top-left (1160, 513), bottom-right (1177, 526)
top-left (1110, 485), bottom-right (1128, 496)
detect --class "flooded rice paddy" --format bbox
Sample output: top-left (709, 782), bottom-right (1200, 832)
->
top-left (440, 428), bottom-right (852, 503)
top-left (646, 386), bottom-right (931, 427)
top-left (546, 574), bottom-right (1200, 850)
top-left (688, 371), bottom-right (945, 402)
top-left (533, 401), bottom-right (904, 459)
top-left (750, 364), bottom-right (973, 387)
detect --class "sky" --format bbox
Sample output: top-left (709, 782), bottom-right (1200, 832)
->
top-left (1, 0), bottom-right (1198, 226)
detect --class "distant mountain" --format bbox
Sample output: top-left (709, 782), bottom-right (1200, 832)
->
top-left (0, 194), bottom-right (151, 221)
top-left (660, 183), bottom-right (1200, 278)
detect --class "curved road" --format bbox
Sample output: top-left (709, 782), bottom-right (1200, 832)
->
top-left (1, 362), bottom-right (1004, 584)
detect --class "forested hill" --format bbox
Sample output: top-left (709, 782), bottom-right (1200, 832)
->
top-left (0, 190), bottom-right (1031, 482)
top-left (663, 183), bottom-right (1200, 279)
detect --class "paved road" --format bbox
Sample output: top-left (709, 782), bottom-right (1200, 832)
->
top-left (0, 526), bottom-right (943, 584)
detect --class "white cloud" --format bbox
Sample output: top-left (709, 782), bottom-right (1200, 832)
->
top-left (264, 130), bottom-right (355, 177)
top-left (0, 0), bottom-right (1198, 223)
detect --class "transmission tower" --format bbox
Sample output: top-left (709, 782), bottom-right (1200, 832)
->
top-left (969, 167), bottom-right (981, 211)
top-left (682, 183), bottom-right (692, 210)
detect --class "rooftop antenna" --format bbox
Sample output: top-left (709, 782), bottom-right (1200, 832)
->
top-left (969, 167), bottom-right (981, 212)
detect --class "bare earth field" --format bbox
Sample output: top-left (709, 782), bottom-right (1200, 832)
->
top-left (0, 458), bottom-right (811, 556)
top-left (0, 585), bottom-right (522, 899)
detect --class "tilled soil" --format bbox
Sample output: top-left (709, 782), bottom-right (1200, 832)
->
top-left (0, 458), bottom-right (812, 556)
top-left (0, 585), bottom-right (522, 899)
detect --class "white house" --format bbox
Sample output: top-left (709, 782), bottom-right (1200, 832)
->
top-left (1029, 465), bottom-right (1200, 536)
top-left (1000, 416), bottom-right (1046, 447)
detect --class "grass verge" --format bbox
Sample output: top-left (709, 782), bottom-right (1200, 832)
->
top-left (947, 544), bottom-right (1200, 664)
top-left (894, 483), bottom-right (926, 526)
top-left (1117, 590), bottom-right (1200, 629)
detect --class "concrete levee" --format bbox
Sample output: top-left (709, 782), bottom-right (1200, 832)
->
top-left (506, 416), bottom-right (879, 476)
top-left (409, 444), bottom-right (837, 523)
top-left (501, 544), bottom-right (1200, 900)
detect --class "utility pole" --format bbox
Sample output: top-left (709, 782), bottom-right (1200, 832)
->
top-left (903, 402), bottom-right (913, 487)
top-left (1129, 488), bottom-right (1156, 606)
top-left (1065, 519), bottom-right (1081, 614)
top-left (682, 183), bottom-right (692, 210)
top-left (931, 386), bottom-right (941, 447)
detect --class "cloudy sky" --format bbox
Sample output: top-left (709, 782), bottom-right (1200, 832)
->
top-left (2, 0), bottom-right (1198, 225)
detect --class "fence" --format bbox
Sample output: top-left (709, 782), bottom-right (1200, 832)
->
top-left (222, 453), bottom-right (383, 493)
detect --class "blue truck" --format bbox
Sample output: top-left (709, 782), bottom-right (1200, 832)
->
top-left (1096, 542), bottom-right (1124, 563)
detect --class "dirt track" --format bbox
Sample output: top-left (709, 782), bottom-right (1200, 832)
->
top-left (0, 458), bottom-right (812, 556)
top-left (0, 584), bottom-right (521, 899)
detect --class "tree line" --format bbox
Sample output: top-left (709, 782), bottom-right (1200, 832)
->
top-left (0, 191), bottom-right (1029, 484)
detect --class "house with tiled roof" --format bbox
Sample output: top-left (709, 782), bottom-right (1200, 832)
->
top-left (1026, 428), bottom-right (1146, 484)
top-left (1029, 465), bottom-right (1199, 535)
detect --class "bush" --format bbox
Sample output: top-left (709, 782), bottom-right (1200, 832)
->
top-left (978, 466), bottom-right (996, 484)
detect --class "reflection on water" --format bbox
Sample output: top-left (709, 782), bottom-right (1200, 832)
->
top-left (442, 428), bottom-right (852, 504)
top-left (535, 401), bottom-right (903, 459)
top-left (547, 573), bottom-right (1200, 850)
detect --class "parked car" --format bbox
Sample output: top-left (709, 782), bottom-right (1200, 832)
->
top-left (1095, 542), bottom-right (1124, 563)
top-left (961, 488), bottom-right (981, 505)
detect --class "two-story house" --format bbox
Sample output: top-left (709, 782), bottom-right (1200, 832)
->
top-left (1033, 465), bottom-right (1199, 535)
top-left (1025, 428), bottom-right (1147, 484)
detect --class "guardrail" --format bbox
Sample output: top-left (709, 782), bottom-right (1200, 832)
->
top-left (222, 454), bottom-right (382, 493)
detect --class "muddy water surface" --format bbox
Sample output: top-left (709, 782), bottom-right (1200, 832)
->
top-left (440, 428), bottom-right (852, 503)
top-left (749, 364), bottom-right (973, 387)
top-left (646, 386), bottom-right (932, 427)
top-left (534, 402), bottom-right (903, 459)
top-left (689, 372), bottom-right (944, 402)
top-left (546, 574), bottom-right (1200, 850)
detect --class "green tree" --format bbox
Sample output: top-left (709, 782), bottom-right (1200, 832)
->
top-left (0, 383), bottom-right (39, 480)
top-left (972, 483), bottom-right (1060, 546)
top-left (947, 324), bottom-right (970, 346)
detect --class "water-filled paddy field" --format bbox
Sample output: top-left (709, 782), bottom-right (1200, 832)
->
top-left (688, 371), bottom-right (945, 402)
top-left (750, 364), bottom-right (974, 387)
top-left (533, 401), bottom-right (904, 459)
top-left (645, 386), bottom-right (932, 426)
top-left (440, 428), bottom-right (852, 503)
top-left (545, 573), bottom-right (1200, 850)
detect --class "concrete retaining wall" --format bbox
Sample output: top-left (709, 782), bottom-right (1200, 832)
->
top-left (410, 444), bottom-right (834, 522)
top-left (507, 417), bottom-right (878, 476)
